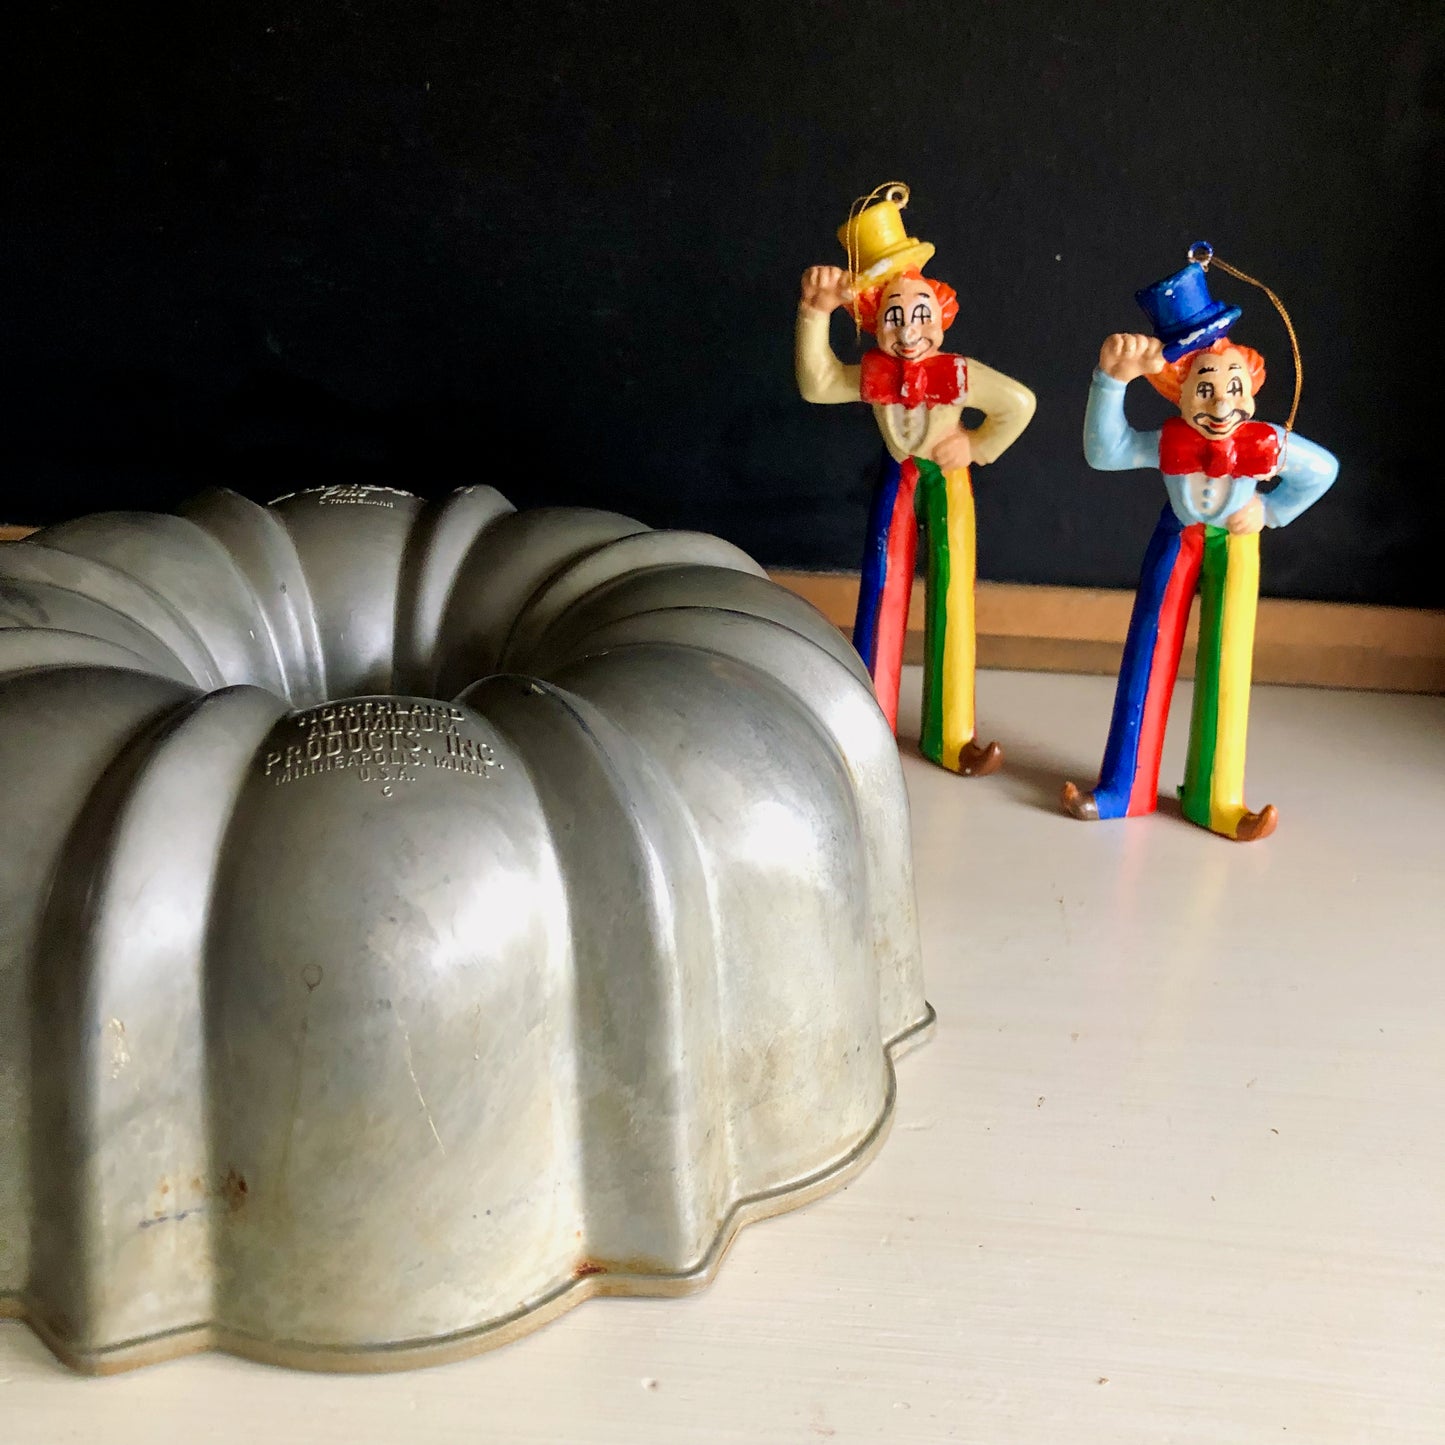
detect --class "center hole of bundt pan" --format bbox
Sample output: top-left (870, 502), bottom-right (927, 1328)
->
top-left (178, 481), bottom-right (847, 706)
top-left (5, 478), bottom-right (880, 757)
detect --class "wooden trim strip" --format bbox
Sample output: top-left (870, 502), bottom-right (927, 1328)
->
top-left (4, 521), bottom-right (1439, 693)
top-left (770, 570), bottom-right (1445, 695)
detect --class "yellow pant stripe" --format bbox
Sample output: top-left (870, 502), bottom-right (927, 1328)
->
top-left (1210, 531), bottom-right (1260, 836)
top-left (939, 469), bottom-right (976, 770)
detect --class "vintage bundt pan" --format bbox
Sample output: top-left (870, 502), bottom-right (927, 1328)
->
top-left (0, 483), bottom-right (931, 1373)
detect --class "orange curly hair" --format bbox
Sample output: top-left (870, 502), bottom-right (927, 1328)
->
top-left (1147, 339), bottom-right (1267, 404)
top-left (854, 268), bottom-right (959, 335)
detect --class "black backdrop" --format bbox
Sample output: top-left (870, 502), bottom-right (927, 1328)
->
top-left (5, 1), bottom-right (1441, 604)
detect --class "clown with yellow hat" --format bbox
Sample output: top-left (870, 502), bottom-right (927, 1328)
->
top-left (796, 184), bottom-right (1036, 776)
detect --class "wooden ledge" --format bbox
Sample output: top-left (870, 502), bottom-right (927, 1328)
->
top-left (3, 522), bottom-right (1438, 693)
top-left (770, 572), bottom-right (1445, 695)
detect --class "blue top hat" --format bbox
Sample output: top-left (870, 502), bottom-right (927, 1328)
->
top-left (1135, 250), bottom-right (1242, 362)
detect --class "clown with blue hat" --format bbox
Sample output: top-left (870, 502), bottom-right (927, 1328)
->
top-left (1060, 245), bottom-right (1339, 842)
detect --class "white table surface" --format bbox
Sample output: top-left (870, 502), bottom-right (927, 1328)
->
top-left (5, 667), bottom-right (1444, 1444)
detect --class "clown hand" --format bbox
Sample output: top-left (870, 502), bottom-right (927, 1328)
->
top-left (1099, 333), bottom-right (1165, 383)
top-left (800, 265), bottom-right (854, 314)
top-left (932, 429), bottom-right (974, 473)
top-left (1225, 494), bottom-right (1267, 536)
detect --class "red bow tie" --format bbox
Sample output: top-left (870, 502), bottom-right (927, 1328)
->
top-left (1159, 416), bottom-right (1281, 479)
top-left (859, 350), bottom-right (967, 408)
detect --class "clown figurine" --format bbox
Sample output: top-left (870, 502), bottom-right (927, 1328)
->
top-left (1061, 248), bottom-right (1339, 841)
top-left (796, 187), bottom-right (1036, 776)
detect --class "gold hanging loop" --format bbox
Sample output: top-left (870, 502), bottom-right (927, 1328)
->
top-left (843, 182), bottom-right (911, 339)
top-left (1190, 241), bottom-right (1303, 433)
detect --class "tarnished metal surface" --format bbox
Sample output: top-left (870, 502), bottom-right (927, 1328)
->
top-left (0, 483), bottom-right (929, 1373)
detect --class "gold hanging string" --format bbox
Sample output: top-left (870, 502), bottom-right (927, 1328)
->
top-left (844, 181), bottom-right (911, 339)
top-left (1189, 242), bottom-right (1303, 433)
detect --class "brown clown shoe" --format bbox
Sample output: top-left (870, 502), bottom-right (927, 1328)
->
top-left (1059, 782), bottom-right (1276, 840)
top-left (1232, 804), bottom-right (1278, 843)
top-left (957, 739), bottom-right (1004, 777)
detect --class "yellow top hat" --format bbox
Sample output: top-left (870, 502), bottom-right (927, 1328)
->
top-left (837, 183), bottom-right (935, 288)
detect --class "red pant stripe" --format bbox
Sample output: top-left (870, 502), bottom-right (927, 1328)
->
top-left (871, 461), bottom-right (919, 732)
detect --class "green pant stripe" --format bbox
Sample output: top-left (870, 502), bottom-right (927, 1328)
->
top-left (916, 458), bottom-right (949, 765)
top-left (1181, 526), bottom-right (1227, 826)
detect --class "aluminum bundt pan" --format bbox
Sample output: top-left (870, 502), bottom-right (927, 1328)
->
top-left (0, 482), bottom-right (931, 1374)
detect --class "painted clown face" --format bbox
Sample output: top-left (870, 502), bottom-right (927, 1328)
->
top-left (1179, 347), bottom-right (1257, 439)
top-left (874, 275), bottom-right (946, 362)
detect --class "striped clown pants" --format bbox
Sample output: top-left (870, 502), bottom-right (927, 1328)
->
top-left (851, 454), bottom-right (979, 772)
top-left (1090, 505), bottom-right (1264, 838)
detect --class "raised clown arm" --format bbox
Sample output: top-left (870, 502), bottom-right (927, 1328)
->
top-left (794, 305), bottom-right (861, 405)
top-left (1082, 369), bottom-right (1161, 472)
top-left (1262, 430), bottom-right (1339, 528)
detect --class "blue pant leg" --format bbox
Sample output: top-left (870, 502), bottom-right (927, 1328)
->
top-left (851, 454), bottom-right (903, 671)
top-left (1093, 507), bottom-right (1186, 819)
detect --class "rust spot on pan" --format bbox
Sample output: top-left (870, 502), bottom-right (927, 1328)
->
top-left (218, 1168), bottom-right (249, 1212)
